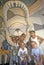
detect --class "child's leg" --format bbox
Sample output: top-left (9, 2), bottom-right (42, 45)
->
top-left (9, 53), bottom-right (13, 65)
top-left (15, 56), bottom-right (18, 65)
top-left (30, 60), bottom-right (35, 65)
top-left (13, 55), bottom-right (16, 65)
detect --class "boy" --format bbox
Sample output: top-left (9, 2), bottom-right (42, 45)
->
top-left (10, 36), bottom-right (19, 65)
top-left (19, 34), bottom-right (26, 43)
top-left (2, 39), bottom-right (10, 65)
top-left (29, 30), bottom-right (44, 46)
top-left (31, 41), bottom-right (44, 65)
top-left (18, 42), bottom-right (28, 65)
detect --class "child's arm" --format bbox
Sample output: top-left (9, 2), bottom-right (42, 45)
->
top-left (37, 55), bottom-right (43, 65)
top-left (37, 36), bottom-right (44, 44)
top-left (38, 47), bottom-right (43, 65)
top-left (18, 56), bottom-right (21, 64)
top-left (40, 55), bottom-right (43, 63)
top-left (31, 49), bottom-right (36, 60)
top-left (31, 55), bottom-right (36, 60)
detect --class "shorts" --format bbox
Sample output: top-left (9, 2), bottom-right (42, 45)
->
top-left (20, 60), bottom-right (26, 65)
top-left (13, 55), bottom-right (18, 63)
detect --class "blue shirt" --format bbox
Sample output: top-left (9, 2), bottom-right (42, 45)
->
top-left (31, 47), bottom-right (43, 62)
top-left (3, 39), bottom-right (9, 50)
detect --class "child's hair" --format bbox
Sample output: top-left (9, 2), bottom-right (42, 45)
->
top-left (29, 30), bottom-right (35, 33)
top-left (31, 41), bottom-right (37, 45)
top-left (21, 42), bottom-right (25, 45)
top-left (21, 33), bottom-right (26, 36)
top-left (20, 42), bottom-right (26, 47)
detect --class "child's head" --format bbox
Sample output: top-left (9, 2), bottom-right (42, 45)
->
top-left (29, 30), bottom-right (35, 37)
top-left (20, 42), bottom-right (25, 50)
top-left (31, 41), bottom-right (38, 48)
top-left (12, 37), bottom-right (16, 43)
top-left (20, 33), bottom-right (26, 42)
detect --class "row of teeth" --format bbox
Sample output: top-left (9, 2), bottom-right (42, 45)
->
top-left (3, 1), bottom-right (29, 20)
top-left (6, 1), bottom-right (26, 11)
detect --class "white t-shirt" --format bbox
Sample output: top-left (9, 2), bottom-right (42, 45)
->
top-left (18, 47), bottom-right (28, 61)
top-left (31, 36), bottom-right (39, 46)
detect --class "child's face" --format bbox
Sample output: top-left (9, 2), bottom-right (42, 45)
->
top-left (30, 31), bottom-right (35, 37)
top-left (12, 37), bottom-right (16, 43)
top-left (20, 34), bottom-right (25, 41)
top-left (21, 43), bottom-right (25, 49)
top-left (31, 42), bottom-right (37, 48)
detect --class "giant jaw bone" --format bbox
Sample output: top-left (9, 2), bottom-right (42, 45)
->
top-left (3, 1), bottom-right (31, 46)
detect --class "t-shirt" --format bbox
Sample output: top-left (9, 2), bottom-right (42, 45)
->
top-left (12, 43), bottom-right (19, 55)
top-left (3, 39), bottom-right (9, 50)
top-left (15, 43), bottom-right (19, 50)
top-left (31, 36), bottom-right (39, 47)
top-left (18, 47), bottom-right (28, 61)
top-left (31, 47), bottom-right (43, 62)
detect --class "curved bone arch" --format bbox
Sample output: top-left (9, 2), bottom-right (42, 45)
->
top-left (3, 1), bottom-right (30, 24)
top-left (3, 1), bottom-right (31, 46)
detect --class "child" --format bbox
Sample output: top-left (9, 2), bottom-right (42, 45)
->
top-left (2, 39), bottom-right (10, 65)
top-left (12, 36), bottom-right (20, 65)
top-left (29, 30), bottom-right (44, 46)
top-left (18, 42), bottom-right (28, 65)
top-left (31, 41), bottom-right (44, 65)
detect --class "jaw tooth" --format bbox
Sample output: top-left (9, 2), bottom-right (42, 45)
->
top-left (12, 3), bottom-right (14, 7)
top-left (9, 2), bottom-right (14, 8)
top-left (11, 2), bottom-right (13, 8)
top-left (21, 5), bottom-right (24, 9)
top-left (20, 4), bottom-right (23, 8)
top-left (22, 5), bottom-right (25, 9)
top-left (17, 3), bottom-right (20, 7)
top-left (7, 4), bottom-right (10, 9)
top-left (7, 3), bottom-right (12, 8)
top-left (10, 3), bottom-right (12, 8)
top-left (16, 2), bottom-right (17, 7)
